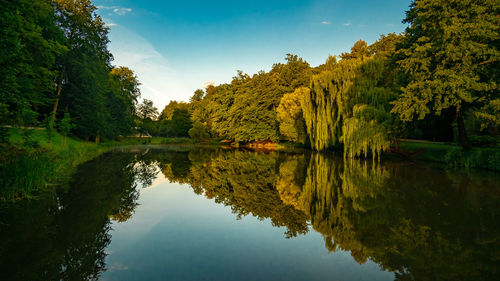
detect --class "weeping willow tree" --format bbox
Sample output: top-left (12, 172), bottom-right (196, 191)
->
top-left (301, 36), bottom-right (402, 159)
top-left (342, 105), bottom-right (391, 160)
top-left (301, 57), bottom-right (363, 150)
top-left (340, 55), bottom-right (398, 159)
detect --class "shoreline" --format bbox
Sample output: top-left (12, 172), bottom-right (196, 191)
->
top-left (1, 128), bottom-right (498, 201)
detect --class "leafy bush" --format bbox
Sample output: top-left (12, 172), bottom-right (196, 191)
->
top-left (469, 135), bottom-right (497, 146)
top-left (188, 122), bottom-right (210, 140)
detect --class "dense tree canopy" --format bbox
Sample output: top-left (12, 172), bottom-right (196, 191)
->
top-left (392, 0), bottom-right (500, 148)
top-left (1, 0), bottom-right (497, 155)
top-left (0, 0), bottom-right (141, 141)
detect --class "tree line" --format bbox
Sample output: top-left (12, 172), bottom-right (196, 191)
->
top-left (1, 0), bottom-right (498, 157)
top-left (0, 0), bottom-right (141, 141)
top-left (147, 0), bottom-right (498, 159)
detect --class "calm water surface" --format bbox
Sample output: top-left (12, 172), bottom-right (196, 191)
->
top-left (1, 147), bottom-right (499, 281)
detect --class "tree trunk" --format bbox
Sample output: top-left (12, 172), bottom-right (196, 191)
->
top-left (456, 110), bottom-right (470, 150)
top-left (50, 66), bottom-right (65, 128)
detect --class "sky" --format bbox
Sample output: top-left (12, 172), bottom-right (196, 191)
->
top-left (94, 0), bottom-right (412, 110)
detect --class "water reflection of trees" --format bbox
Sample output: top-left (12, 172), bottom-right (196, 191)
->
top-left (1, 148), bottom-right (498, 280)
top-left (152, 148), bottom-right (499, 281)
top-left (187, 149), bottom-right (310, 238)
top-left (0, 152), bottom-right (159, 281)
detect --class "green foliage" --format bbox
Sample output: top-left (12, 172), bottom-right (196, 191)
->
top-left (43, 114), bottom-right (54, 142)
top-left (136, 99), bottom-right (158, 120)
top-left (302, 36), bottom-right (402, 158)
top-left (106, 66), bottom-right (141, 137)
top-left (340, 39), bottom-right (370, 60)
top-left (59, 112), bottom-right (73, 137)
top-left (468, 134), bottom-right (497, 146)
top-left (392, 0), bottom-right (500, 147)
top-left (0, 0), bottom-right (66, 126)
top-left (0, 128), bottom-right (111, 201)
top-left (190, 55), bottom-right (313, 143)
top-left (159, 100), bottom-right (190, 120)
top-left (276, 87), bottom-right (308, 144)
top-left (302, 58), bottom-right (361, 150)
top-left (158, 109), bottom-right (192, 137)
top-left (188, 121), bottom-right (210, 139)
top-left (399, 140), bottom-right (500, 171)
top-left (190, 89), bottom-right (205, 103)
top-left (342, 105), bottom-right (391, 160)
top-left (0, 0), bottom-right (142, 141)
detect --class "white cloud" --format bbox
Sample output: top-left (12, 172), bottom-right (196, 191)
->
top-left (97, 6), bottom-right (133, 16)
top-left (343, 22), bottom-right (352, 26)
top-left (203, 81), bottom-right (215, 88)
top-left (106, 25), bottom-right (190, 110)
top-left (321, 21), bottom-right (331, 25)
top-left (113, 7), bottom-right (132, 16)
top-left (102, 17), bottom-right (117, 27)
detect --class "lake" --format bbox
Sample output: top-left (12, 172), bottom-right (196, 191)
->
top-left (0, 146), bottom-right (498, 281)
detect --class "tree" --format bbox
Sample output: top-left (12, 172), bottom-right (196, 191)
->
top-left (190, 89), bottom-right (205, 103)
top-left (302, 57), bottom-right (363, 150)
top-left (340, 40), bottom-right (370, 60)
top-left (276, 87), bottom-right (308, 144)
top-left (188, 121), bottom-right (210, 139)
top-left (54, 0), bottom-right (113, 141)
top-left (59, 112), bottom-right (73, 145)
top-left (106, 67), bottom-right (141, 137)
top-left (159, 101), bottom-right (190, 120)
top-left (0, 0), bottom-right (66, 126)
top-left (302, 36), bottom-right (401, 158)
top-left (391, 0), bottom-right (500, 148)
top-left (136, 99), bottom-right (158, 120)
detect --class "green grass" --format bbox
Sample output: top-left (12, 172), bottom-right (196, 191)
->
top-left (0, 128), bottom-right (112, 201)
top-left (398, 140), bottom-right (500, 171)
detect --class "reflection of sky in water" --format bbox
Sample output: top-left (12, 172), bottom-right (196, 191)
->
top-left (100, 174), bottom-right (393, 281)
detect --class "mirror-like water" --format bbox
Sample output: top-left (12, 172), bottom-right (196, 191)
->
top-left (1, 147), bottom-right (499, 281)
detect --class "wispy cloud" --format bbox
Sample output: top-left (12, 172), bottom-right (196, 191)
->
top-left (97, 6), bottom-right (133, 16)
top-left (113, 7), bottom-right (132, 16)
top-left (102, 17), bottom-right (117, 27)
top-left (107, 25), bottom-right (190, 110)
top-left (343, 22), bottom-right (352, 27)
top-left (321, 21), bottom-right (331, 25)
top-left (203, 81), bottom-right (215, 88)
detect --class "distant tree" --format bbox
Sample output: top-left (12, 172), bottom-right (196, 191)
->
top-left (340, 40), bottom-right (370, 60)
top-left (136, 99), bottom-right (158, 120)
top-left (391, 0), bottom-right (500, 148)
top-left (159, 101), bottom-right (190, 120)
top-left (190, 89), bottom-right (205, 103)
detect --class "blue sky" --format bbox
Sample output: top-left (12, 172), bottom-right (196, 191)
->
top-left (95, 0), bottom-right (412, 109)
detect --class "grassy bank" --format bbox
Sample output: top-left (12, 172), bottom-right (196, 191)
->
top-left (0, 128), bottom-right (113, 201)
top-left (398, 140), bottom-right (500, 171)
top-left (0, 128), bottom-right (208, 201)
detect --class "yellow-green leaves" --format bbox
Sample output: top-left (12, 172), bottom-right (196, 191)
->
top-left (276, 87), bottom-right (309, 144)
